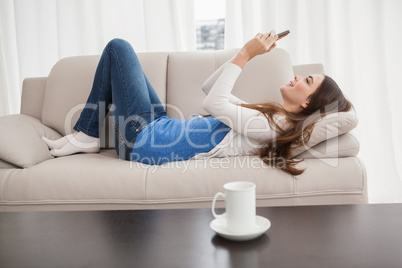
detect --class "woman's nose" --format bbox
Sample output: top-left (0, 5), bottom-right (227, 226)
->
top-left (295, 75), bottom-right (300, 81)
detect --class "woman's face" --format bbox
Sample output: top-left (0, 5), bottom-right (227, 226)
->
top-left (280, 74), bottom-right (325, 112)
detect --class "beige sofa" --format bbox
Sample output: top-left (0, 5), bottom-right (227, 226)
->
top-left (0, 47), bottom-right (367, 211)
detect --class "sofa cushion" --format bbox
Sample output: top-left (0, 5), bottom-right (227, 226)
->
top-left (296, 132), bottom-right (359, 159)
top-left (0, 114), bottom-right (62, 168)
top-left (2, 151), bottom-right (147, 203)
top-left (0, 159), bottom-right (19, 169)
top-left (21, 77), bottom-right (47, 121)
top-left (127, 155), bottom-right (366, 205)
top-left (41, 55), bottom-right (100, 136)
top-left (290, 109), bottom-right (358, 158)
top-left (1, 151), bottom-right (365, 207)
top-left (167, 48), bottom-right (294, 119)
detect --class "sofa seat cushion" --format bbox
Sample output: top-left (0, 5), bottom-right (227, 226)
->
top-left (0, 114), bottom-right (62, 168)
top-left (1, 149), bottom-right (365, 207)
top-left (141, 156), bottom-right (365, 204)
top-left (1, 150), bottom-right (146, 203)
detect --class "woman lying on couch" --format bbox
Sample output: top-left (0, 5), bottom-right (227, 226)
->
top-left (42, 30), bottom-right (352, 175)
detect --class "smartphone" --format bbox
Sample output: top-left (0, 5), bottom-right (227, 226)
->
top-left (277, 30), bottom-right (290, 38)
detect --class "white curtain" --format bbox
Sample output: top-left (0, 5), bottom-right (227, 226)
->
top-left (226, 0), bottom-right (402, 203)
top-left (0, 0), bottom-right (195, 116)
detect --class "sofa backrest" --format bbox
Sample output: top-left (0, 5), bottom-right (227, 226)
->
top-left (40, 53), bottom-right (168, 147)
top-left (166, 48), bottom-right (294, 119)
top-left (22, 48), bottom-right (322, 148)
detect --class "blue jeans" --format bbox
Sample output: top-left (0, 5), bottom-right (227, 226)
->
top-left (73, 38), bottom-right (167, 160)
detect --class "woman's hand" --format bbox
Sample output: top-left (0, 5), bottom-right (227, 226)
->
top-left (232, 30), bottom-right (278, 69)
top-left (242, 31), bottom-right (278, 59)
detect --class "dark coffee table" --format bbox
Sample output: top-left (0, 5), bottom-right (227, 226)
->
top-left (1, 204), bottom-right (401, 268)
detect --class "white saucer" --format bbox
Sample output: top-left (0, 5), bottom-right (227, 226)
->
top-left (210, 215), bottom-right (271, 241)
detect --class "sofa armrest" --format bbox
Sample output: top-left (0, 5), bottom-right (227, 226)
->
top-left (295, 132), bottom-right (360, 159)
top-left (293, 63), bottom-right (325, 76)
top-left (0, 114), bottom-right (62, 168)
top-left (21, 77), bottom-right (47, 121)
top-left (0, 159), bottom-right (19, 169)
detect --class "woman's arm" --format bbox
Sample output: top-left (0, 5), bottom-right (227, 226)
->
top-left (201, 31), bottom-right (281, 142)
top-left (202, 55), bottom-right (249, 105)
top-left (202, 64), bottom-right (277, 142)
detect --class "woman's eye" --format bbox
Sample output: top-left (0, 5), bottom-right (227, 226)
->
top-left (305, 78), bottom-right (309, 84)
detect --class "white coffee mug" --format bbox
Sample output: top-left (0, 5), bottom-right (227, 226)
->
top-left (212, 181), bottom-right (256, 234)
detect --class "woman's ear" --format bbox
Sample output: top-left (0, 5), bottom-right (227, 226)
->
top-left (301, 102), bottom-right (309, 109)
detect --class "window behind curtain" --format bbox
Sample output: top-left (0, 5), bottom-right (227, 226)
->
top-left (195, 0), bottom-right (225, 50)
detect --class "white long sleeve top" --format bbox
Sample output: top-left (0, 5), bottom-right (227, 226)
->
top-left (190, 57), bottom-right (286, 160)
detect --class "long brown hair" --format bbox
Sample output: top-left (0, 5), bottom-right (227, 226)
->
top-left (203, 75), bottom-right (353, 176)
